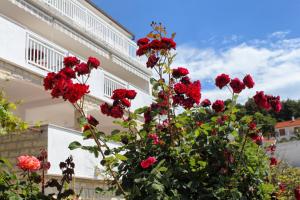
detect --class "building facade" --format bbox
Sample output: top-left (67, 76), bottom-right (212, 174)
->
top-left (0, 0), bottom-right (152, 199)
top-left (275, 118), bottom-right (300, 141)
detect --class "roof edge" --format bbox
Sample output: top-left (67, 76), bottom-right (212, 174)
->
top-left (84, 0), bottom-right (135, 40)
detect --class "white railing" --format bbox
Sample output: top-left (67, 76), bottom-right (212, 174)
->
top-left (103, 72), bottom-right (127, 98)
top-left (41, 0), bottom-right (143, 65)
top-left (26, 34), bottom-right (66, 72)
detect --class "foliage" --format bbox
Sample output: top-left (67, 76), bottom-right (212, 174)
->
top-left (42, 23), bottom-right (290, 199)
top-left (0, 152), bottom-right (78, 200)
top-left (0, 91), bottom-right (27, 135)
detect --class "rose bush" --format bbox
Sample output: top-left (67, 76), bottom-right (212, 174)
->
top-left (42, 22), bottom-right (299, 199)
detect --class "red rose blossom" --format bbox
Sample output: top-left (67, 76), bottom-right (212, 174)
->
top-left (230, 78), bottom-right (245, 94)
top-left (100, 103), bottom-right (110, 115)
top-left (180, 76), bottom-right (191, 85)
top-left (64, 83), bottom-right (89, 103)
top-left (186, 80), bottom-right (201, 104)
top-left (253, 91), bottom-right (270, 110)
top-left (121, 98), bottom-right (131, 107)
top-left (201, 99), bottom-right (211, 107)
top-left (160, 37), bottom-right (176, 50)
top-left (136, 44), bottom-right (149, 56)
top-left (112, 89), bottom-right (127, 100)
top-left (172, 67), bottom-right (189, 78)
top-left (149, 39), bottom-right (162, 50)
top-left (44, 72), bottom-right (56, 90)
top-left (87, 57), bottom-right (100, 69)
top-left (140, 156), bottom-right (157, 169)
top-left (75, 63), bottom-right (90, 76)
top-left (248, 122), bottom-right (256, 130)
top-left (215, 73), bottom-right (231, 89)
top-left (87, 115), bottom-right (99, 126)
top-left (110, 105), bottom-right (124, 118)
top-left (294, 186), bottom-right (300, 200)
top-left (270, 157), bottom-right (278, 166)
top-left (60, 67), bottom-right (76, 79)
top-left (146, 54), bottom-right (159, 68)
top-left (212, 100), bottom-right (225, 112)
top-left (126, 90), bottom-right (137, 100)
top-left (148, 133), bottom-right (159, 145)
top-left (63, 56), bottom-right (79, 67)
top-left (174, 83), bottom-right (187, 94)
top-left (137, 37), bottom-right (150, 46)
top-left (243, 74), bottom-right (255, 88)
top-left (17, 155), bottom-right (41, 171)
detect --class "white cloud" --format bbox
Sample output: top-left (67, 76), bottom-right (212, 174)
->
top-left (174, 34), bottom-right (300, 103)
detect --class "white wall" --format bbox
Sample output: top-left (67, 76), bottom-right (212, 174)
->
top-left (47, 125), bottom-right (119, 179)
top-left (276, 141), bottom-right (300, 167)
top-left (129, 85), bottom-right (152, 110)
top-left (275, 126), bottom-right (299, 139)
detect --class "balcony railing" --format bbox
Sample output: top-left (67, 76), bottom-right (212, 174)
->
top-left (24, 32), bottom-right (151, 108)
top-left (40, 0), bottom-right (143, 65)
top-left (26, 34), bottom-right (67, 72)
top-left (103, 72), bottom-right (127, 98)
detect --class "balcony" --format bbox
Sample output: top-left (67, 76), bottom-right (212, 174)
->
top-left (39, 0), bottom-right (143, 67)
top-left (0, 15), bottom-right (152, 110)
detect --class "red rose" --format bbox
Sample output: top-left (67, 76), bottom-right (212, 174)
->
top-left (100, 103), bottom-right (110, 115)
top-left (180, 76), bottom-right (191, 85)
top-left (87, 115), bottom-right (99, 126)
top-left (251, 134), bottom-right (263, 145)
top-left (149, 39), bottom-right (162, 50)
top-left (44, 72), bottom-right (56, 90)
top-left (75, 63), bottom-right (90, 76)
top-left (87, 57), bottom-right (100, 69)
top-left (146, 54), bottom-right (159, 68)
top-left (17, 155), bottom-right (41, 171)
top-left (182, 98), bottom-right (195, 109)
top-left (172, 67), bottom-right (189, 78)
top-left (270, 157), bottom-right (278, 166)
top-left (215, 73), bottom-right (230, 89)
top-left (59, 67), bottom-right (76, 79)
top-left (121, 98), bottom-right (131, 107)
top-left (136, 44), bottom-right (150, 56)
top-left (230, 78), bottom-right (245, 93)
top-left (212, 100), bottom-right (225, 112)
top-left (174, 83), bottom-right (187, 94)
top-left (267, 95), bottom-right (282, 113)
top-left (279, 182), bottom-right (286, 192)
top-left (137, 37), bottom-right (150, 47)
top-left (110, 105), bottom-right (124, 118)
top-left (148, 133), bottom-right (159, 145)
top-left (172, 94), bottom-right (184, 105)
top-left (253, 91), bottom-right (271, 110)
top-left (294, 186), bottom-right (300, 200)
top-left (144, 108), bottom-right (152, 123)
top-left (201, 99), bottom-right (211, 107)
top-left (112, 89), bottom-right (127, 100)
top-left (140, 156), bottom-right (157, 169)
top-left (243, 74), bottom-right (255, 88)
top-left (126, 90), bottom-right (137, 99)
top-left (51, 78), bottom-right (73, 99)
top-left (64, 83), bottom-right (89, 103)
top-left (186, 80), bottom-right (201, 104)
top-left (248, 122), bottom-right (256, 130)
top-left (160, 37), bottom-right (176, 50)
top-left (63, 56), bottom-right (79, 67)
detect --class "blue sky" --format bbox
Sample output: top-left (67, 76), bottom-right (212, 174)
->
top-left (93, 0), bottom-right (300, 101)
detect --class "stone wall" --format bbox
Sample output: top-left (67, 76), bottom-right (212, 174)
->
top-left (0, 127), bottom-right (122, 200)
top-left (0, 127), bottom-right (48, 165)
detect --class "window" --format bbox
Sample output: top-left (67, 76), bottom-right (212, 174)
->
top-left (279, 129), bottom-right (285, 136)
top-left (294, 127), bottom-right (300, 134)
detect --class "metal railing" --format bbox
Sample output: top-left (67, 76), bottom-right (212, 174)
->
top-left (26, 34), bottom-right (66, 72)
top-left (103, 72), bottom-right (127, 98)
top-left (41, 0), bottom-right (143, 65)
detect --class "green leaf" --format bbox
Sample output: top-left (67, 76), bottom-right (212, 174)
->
top-left (68, 141), bottom-right (82, 150)
top-left (115, 153), bottom-right (127, 161)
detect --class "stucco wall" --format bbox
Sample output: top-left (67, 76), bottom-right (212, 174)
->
top-left (276, 140), bottom-right (300, 167)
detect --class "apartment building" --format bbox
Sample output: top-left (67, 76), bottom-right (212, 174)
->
top-left (0, 0), bottom-right (152, 199)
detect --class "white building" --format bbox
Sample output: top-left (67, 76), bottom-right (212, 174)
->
top-left (275, 118), bottom-right (300, 141)
top-left (0, 0), bottom-right (152, 199)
